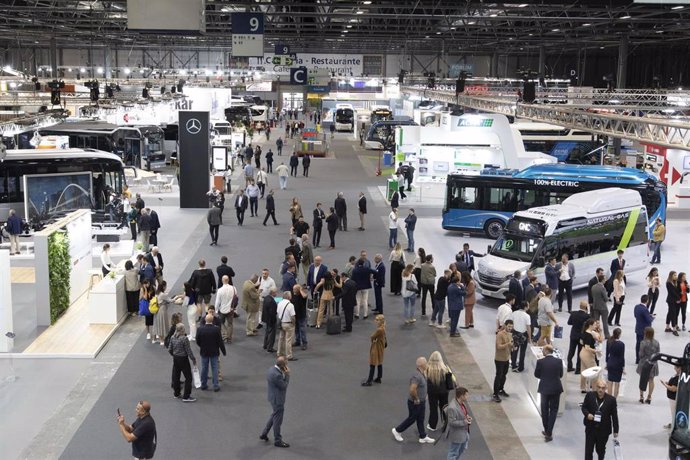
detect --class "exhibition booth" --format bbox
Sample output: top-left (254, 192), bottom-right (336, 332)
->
top-left (394, 114), bottom-right (557, 185)
top-left (1, 209), bottom-right (130, 357)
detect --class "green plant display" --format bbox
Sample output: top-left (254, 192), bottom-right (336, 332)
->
top-left (48, 231), bottom-right (71, 324)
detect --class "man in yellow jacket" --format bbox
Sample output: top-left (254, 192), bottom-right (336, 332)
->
top-left (651, 217), bottom-right (665, 264)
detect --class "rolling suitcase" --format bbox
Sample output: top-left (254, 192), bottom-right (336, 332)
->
top-left (326, 301), bottom-right (341, 335)
top-left (307, 293), bottom-right (318, 327)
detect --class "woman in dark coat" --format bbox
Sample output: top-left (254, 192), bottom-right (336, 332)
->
top-left (605, 327), bottom-right (625, 398)
top-left (362, 314), bottom-right (386, 386)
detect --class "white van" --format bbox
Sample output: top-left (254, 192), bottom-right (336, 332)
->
top-left (474, 187), bottom-right (649, 299)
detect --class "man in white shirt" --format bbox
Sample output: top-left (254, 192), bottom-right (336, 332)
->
top-left (388, 208), bottom-right (398, 249)
top-left (496, 293), bottom-right (516, 332)
top-left (276, 291), bottom-right (297, 361)
top-left (216, 275), bottom-right (238, 343)
top-left (511, 300), bottom-right (532, 373)
top-left (257, 269), bottom-right (277, 324)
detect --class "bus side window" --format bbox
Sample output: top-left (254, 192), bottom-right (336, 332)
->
top-left (516, 188), bottom-right (538, 211)
top-left (548, 192), bottom-right (568, 205)
top-left (485, 187), bottom-right (516, 211)
top-left (454, 186), bottom-right (478, 209)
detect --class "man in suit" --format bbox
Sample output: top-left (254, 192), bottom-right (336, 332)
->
top-left (263, 189), bottom-right (279, 226)
top-left (338, 272), bottom-right (358, 332)
top-left (508, 271), bottom-right (524, 305)
top-left (634, 294), bottom-right (655, 364)
top-left (582, 379), bottom-right (619, 460)
top-left (587, 268), bottom-right (604, 307)
top-left (312, 202), bottom-right (325, 247)
top-left (334, 192), bottom-right (347, 232)
top-left (262, 288), bottom-right (279, 353)
top-left (207, 205), bottom-right (221, 246)
top-left (444, 387), bottom-right (472, 460)
top-left (195, 314), bottom-right (226, 392)
top-left (607, 249), bottom-right (626, 296)
top-left (373, 254), bottom-right (386, 314)
top-left (544, 257), bottom-right (559, 302)
top-left (146, 246), bottom-right (164, 283)
top-left (260, 356), bottom-right (291, 448)
top-left (591, 274), bottom-right (610, 339)
top-left (216, 256), bottom-right (236, 286)
top-left (556, 254), bottom-right (575, 312)
top-left (307, 256), bottom-right (328, 295)
top-left (148, 208), bottom-right (161, 246)
top-left (234, 189), bottom-right (248, 226)
top-left (567, 300), bottom-right (591, 373)
top-left (357, 191), bottom-right (367, 231)
top-left (534, 345), bottom-right (564, 442)
top-left (455, 243), bottom-right (482, 273)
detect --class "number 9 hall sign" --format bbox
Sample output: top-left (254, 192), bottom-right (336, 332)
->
top-left (231, 12), bottom-right (264, 57)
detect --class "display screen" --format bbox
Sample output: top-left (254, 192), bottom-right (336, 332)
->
top-left (506, 218), bottom-right (547, 236)
top-left (457, 118), bottom-right (493, 128)
top-left (24, 172), bottom-right (93, 223)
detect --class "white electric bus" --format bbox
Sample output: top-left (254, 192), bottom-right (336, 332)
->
top-left (474, 188), bottom-right (649, 299)
top-left (335, 104), bottom-right (355, 132)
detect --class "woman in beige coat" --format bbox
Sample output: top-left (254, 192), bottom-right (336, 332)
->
top-left (461, 271), bottom-right (476, 328)
top-left (362, 314), bottom-right (386, 386)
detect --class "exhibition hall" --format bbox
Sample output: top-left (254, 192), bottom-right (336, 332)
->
top-left (2, 1), bottom-right (690, 459)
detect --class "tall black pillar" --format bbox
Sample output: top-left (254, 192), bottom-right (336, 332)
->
top-left (178, 111), bottom-right (210, 208)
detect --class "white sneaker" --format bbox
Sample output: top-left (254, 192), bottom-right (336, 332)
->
top-left (146, 333), bottom-right (151, 340)
top-left (426, 424), bottom-right (436, 432)
top-left (428, 321), bottom-right (434, 327)
top-left (391, 428), bottom-right (403, 442)
top-left (435, 324), bottom-right (447, 329)
top-left (419, 436), bottom-right (435, 444)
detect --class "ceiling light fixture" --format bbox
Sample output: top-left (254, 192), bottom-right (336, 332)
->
top-left (672, 5), bottom-right (684, 9)
top-left (583, 23), bottom-right (591, 26)
top-left (347, 25), bottom-right (352, 28)
top-left (450, 26), bottom-right (456, 30)
top-left (363, 0), bottom-right (372, 4)
top-left (356, 10), bottom-right (364, 15)
top-left (80, 67), bottom-right (86, 73)
top-left (620, 15), bottom-right (631, 19)
top-left (518, 3), bottom-right (528, 7)
top-left (552, 28), bottom-right (560, 32)
top-left (436, 31), bottom-right (441, 34)
top-left (490, 13), bottom-right (497, 17)
top-left (467, 21), bottom-right (476, 25)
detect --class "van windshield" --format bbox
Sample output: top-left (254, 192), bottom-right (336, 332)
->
top-left (490, 232), bottom-right (542, 263)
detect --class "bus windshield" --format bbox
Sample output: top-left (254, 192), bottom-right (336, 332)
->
top-left (490, 233), bottom-right (542, 263)
top-left (336, 109), bottom-right (354, 122)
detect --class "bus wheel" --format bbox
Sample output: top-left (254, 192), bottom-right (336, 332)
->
top-left (484, 220), bottom-right (505, 239)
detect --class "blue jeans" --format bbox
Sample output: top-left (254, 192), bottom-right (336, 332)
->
top-left (447, 441), bottom-right (468, 460)
top-left (403, 295), bottom-right (416, 320)
top-left (406, 228), bottom-right (415, 251)
top-left (389, 228), bottom-right (398, 248)
top-left (200, 355), bottom-right (219, 390)
top-left (295, 317), bottom-right (308, 345)
top-left (651, 241), bottom-right (662, 263)
top-left (279, 176), bottom-right (287, 189)
top-left (432, 298), bottom-right (446, 324)
top-left (449, 308), bottom-right (461, 334)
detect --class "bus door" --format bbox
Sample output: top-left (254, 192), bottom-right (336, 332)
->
top-left (125, 137), bottom-right (141, 168)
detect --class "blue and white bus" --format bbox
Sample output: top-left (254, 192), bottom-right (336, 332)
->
top-left (442, 163), bottom-right (667, 239)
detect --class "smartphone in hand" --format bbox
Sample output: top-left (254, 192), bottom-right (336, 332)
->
top-left (117, 408), bottom-right (121, 417)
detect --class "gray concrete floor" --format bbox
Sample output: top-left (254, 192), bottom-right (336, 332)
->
top-left (7, 119), bottom-right (685, 460)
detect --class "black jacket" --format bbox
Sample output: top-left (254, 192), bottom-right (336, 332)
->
top-left (358, 196), bottom-right (367, 214)
top-left (587, 275), bottom-right (598, 305)
top-left (435, 276), bottom-right (451, 300)
top-left (338, 278), bottom-right (358, 308)
top-left (390, 191), bottom-right (399, 210)
top-left (508, 277), bottom-right (524, 304)
top-left (313, 208), bottom-right (325, 228)
top-left (189, 268), bottom-right (217, 295)
top-left (289, 155), bottom-right (299, 166)
top-left (568, 310), bottom-right (591, 340)
top-left (146, 252), bottom-right (164, 272)
top-left (195, 323), bottom-right (226, 357)
top-left (234, 195), bottom-right (248, 210)
top-left (216, 264), bottom-right (236, 286)
top-left (581, 392), bottom-right (619, 435)
top-left (334, 197), bottom-right (347, 216)
top-left (326, 213), bottom-right (338, 232)
top-left (262, 296), bottom-right (278, 326)
top-left (534, 355), bottom-right (564, 395)
top-left (149, 210), bottom-right (161, 231)
top-left (266, 194), bottom-right (275, 211)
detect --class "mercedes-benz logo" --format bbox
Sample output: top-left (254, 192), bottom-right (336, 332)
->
top-left (186, 118), bottom-right (202, 135)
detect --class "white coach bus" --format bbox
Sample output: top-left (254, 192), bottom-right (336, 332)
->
top-left (474, 188), bottom-right (649, 299)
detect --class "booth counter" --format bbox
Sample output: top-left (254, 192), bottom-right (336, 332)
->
top-left (526, 345), bottom-right (567, 416)
top-left (88, 275), bottom-right (127, 325)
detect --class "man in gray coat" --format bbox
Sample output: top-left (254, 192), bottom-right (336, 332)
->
top-left (207, 205), bottom-right (222, 246)
top-left (444, 386), bottom-right (472, 459)
top-left (260, 356), bottom-right (291, 448)
top-left (591, 274), bottom-right (610, 339)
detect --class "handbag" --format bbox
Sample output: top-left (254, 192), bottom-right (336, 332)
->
top-left (148, 296), bottom-right (159, 315)
top-left (445, 371), bottom-right (456, 391)
top-left (554, 325), bottom-right (563, 339)
top-left (613, 439), bottom-right (623, 460)
top-left (406, 278), bottom-right (419, 293)
top-left (192, 366), bottom-right (202, 389)
top-left (138, 298), bottom-right (150, 316)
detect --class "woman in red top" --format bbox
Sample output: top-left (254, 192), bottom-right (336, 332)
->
top-left (678, 272), bottom-right (688, 331)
